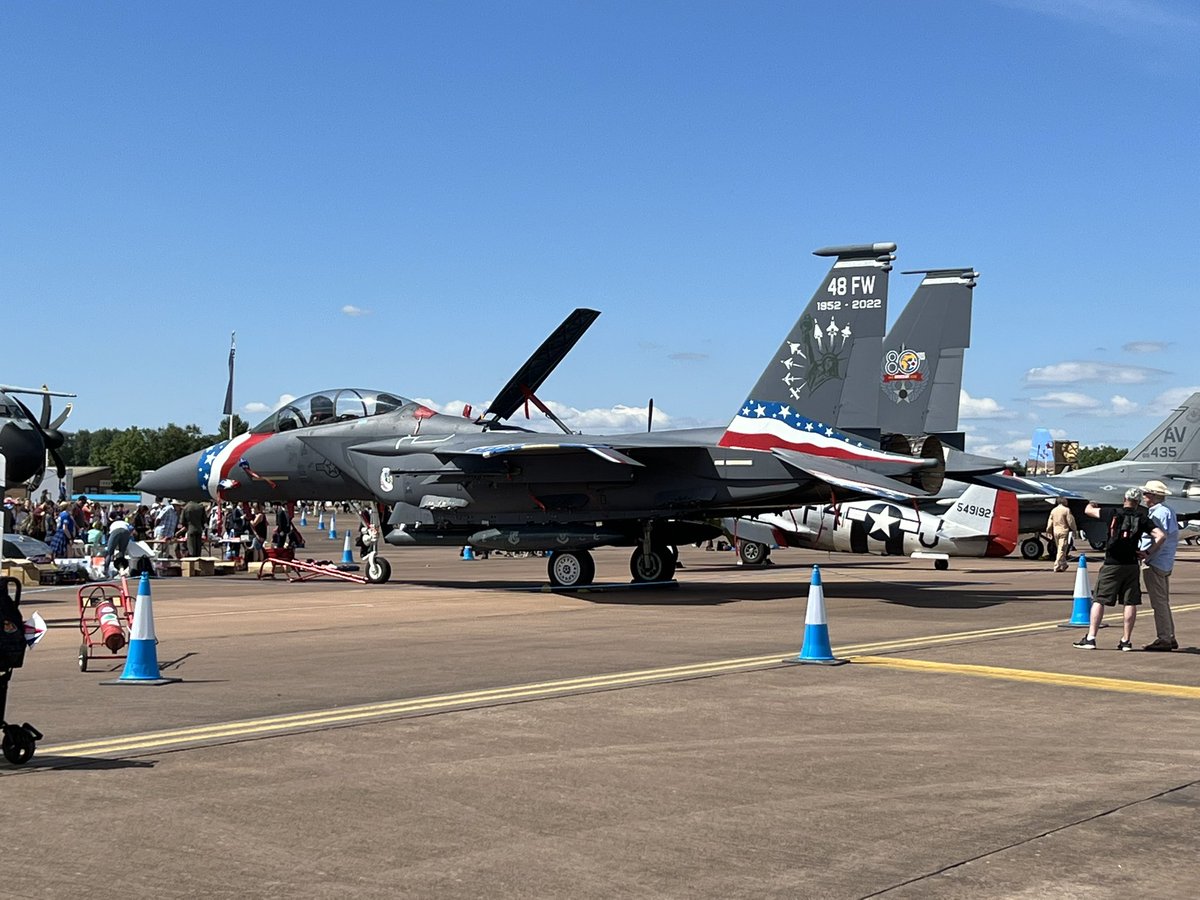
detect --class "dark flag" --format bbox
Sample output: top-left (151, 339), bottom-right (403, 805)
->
top-left (222, 332), bottom-right (236, 416)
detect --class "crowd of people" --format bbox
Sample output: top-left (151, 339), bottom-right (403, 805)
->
top-left (1, 492), bottom-right (325, 569)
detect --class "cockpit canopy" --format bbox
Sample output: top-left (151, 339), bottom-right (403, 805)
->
top-left (0, 392), bottom-right (20, 420)
top-left (250, 389), bottom-right (413, 434)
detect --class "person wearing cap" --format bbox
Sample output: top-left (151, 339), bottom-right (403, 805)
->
top-left (1045, 497), bottom-right (1078, 572)
top-left (1138, 480), bottom-right (1180, 651)
top-left (1073, 488), bottom-right (1160, 651)
top-left (154, 499), bottom-right (180, 559)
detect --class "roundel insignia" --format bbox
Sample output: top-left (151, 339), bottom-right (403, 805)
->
top-left (897, 349), bottom-right (921, 375)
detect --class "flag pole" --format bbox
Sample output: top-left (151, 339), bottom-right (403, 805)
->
top-left (224, 331), bottom-right (236, 442)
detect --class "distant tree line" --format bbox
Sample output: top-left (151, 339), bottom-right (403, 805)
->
top-left (1073, 445), bottom-right (1126, 469)
top-left (60, 415), bottom-right (248, 491)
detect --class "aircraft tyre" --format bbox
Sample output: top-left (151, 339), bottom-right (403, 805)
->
top-left (365, 556), bottom-right (392, 584)
top-left (1088, 537), bottom-right (1108, 552)
top-left (1019, 537), bottom-right (1044, 561)
top-left (630, 543), bottom-right (676, 583)
top-left (548, 550), bottom-right (595, 587)
top-left (737, 540), bottom-right (769, 567)
top-left (934, 559), bottom-right (949, 571)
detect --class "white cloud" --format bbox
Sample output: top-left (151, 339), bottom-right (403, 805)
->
top-left (996, 0), bottom-right (1200, 36)
top-left (1030, 391), bottom-right (1101, 410)
top-left (1024, 361), bottom-right (1167, 385)
top-left (414, 396), bottom-right (698, 434)
top-left (242, 393), bottom-right (296, 416)
top-left (341, 305), bottom-right (370, 317)
top-left (1123, 340), bottom-right (1170, 353)
top-left (959, 390), bottom-right (1014, 419)
top-left (1144, 385), bottom-right (1200, 413)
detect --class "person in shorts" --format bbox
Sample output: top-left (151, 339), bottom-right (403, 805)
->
top-left (1073, 488), bottom-right (1162, 651)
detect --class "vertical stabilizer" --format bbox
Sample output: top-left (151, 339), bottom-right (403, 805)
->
top-left (720, 242), bottom-right (895, 453)
top-left (879, 268), bottom-right (976, 439)
top-left (1125, 392), bottom-right (1200, 463)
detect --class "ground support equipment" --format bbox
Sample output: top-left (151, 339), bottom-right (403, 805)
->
top-left (76, 577), bottom-right (136, 673)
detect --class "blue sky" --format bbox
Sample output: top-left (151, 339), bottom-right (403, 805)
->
top-left (3, 0), bottom-right (1197, 460)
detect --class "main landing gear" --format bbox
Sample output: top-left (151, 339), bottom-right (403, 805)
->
top-left (545, 542), bottom-right (678, 588)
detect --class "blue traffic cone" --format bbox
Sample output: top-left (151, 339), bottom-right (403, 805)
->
top-left (104, 573), bottom-right (180, 685)
top-left (342, 531), bottom-right (354, 564)
top-left (317, 510), bottom-right (325, 531)
top-left (328, 514), bottom-right (337, 540)
top-left (300, 506), bottom-right (307, 527)
top-left (1059, 555), bottom-right (1098, 628)
top-left (462, 546), bottom-right (476, 561)
top-left (792, 565), bottom-right (847, 665)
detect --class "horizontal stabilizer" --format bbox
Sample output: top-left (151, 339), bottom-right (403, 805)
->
top-left (944, 447), bottom-right (1008, 477)
top-left (975, 473), bottom-right (1083, 498)
top-left (771, 448), bottom-right (928, 502)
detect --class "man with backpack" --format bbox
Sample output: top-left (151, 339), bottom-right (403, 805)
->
top-left (1073, 488), bottom-right (1162, 651)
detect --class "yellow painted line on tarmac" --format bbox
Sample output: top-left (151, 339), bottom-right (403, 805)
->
top-left (40, 655), bottom-right (783, 757)
top-left (38, 603), bottom-right (1200, 758)
top-left (854, 655), bottom-right (1200, 700)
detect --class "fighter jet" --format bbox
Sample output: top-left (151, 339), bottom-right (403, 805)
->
top-left (282, 243), bottom-right (969, 587)
top-left (980, 393), bottom-right (1200, 556)
top-left (137, 308), bottom-right (602, 503)
top-left (724, 484), bottom-right (1019, 570)
top-left (0, 385), bottom-right (74, 489)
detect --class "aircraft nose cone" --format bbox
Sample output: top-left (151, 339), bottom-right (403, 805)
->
top-left (137, 450), bottom-right (208, 500)
top-left (0, 422), bottom-right (44, 483)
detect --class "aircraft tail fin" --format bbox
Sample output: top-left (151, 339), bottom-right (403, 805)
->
top-left (1125, 391), bottom-right (1200, 464)
top-left (942, 484), bottom-right (1019, 557)
top-left (1027, 427), bottom-right (1055, 475)
top-left (719, 242), bottom-right (895, 454)
top-left (879, 268), bottom-right (976, 442)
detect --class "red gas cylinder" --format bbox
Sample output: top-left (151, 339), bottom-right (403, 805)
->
top-left (95, 599), bottom-right (126, 653)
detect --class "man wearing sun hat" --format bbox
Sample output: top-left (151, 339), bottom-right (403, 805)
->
top-left (1138, 480), bottom-right (1180, 651)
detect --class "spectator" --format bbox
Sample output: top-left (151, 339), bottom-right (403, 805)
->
top-left (48, 501), bottom-right (76, 558)
top-left (1139, 480), bottom-right (1180, 651)
top-left (182, 499), bottom-right (207, 557)
top-left (155, 499), bottom-right (179, 558)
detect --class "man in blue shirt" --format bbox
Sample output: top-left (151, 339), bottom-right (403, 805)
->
top-left (1139, 480), bottom-right (1180, 651)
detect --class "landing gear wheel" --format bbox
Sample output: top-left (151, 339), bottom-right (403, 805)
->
top-left (934, 559), bottom-right (949, 571)
top-left (1020, 537), bottom-right (1044, 561)
top-left (1088, 537), bottom-right (1108, 552)
top-left (547, 550), bottom-right (595, 587)
top-left (737, 540), bottom-right (769, 566)
top-left (630, 544), bottom-right (677, 583)
top-left (78, 644), bottom-right (88, 673)
top-left (2, 725), bottom-right (37, 766)
top-left (364, 556), bottom-right (391, 584)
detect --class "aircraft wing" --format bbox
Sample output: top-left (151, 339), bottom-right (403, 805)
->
top-left (483, 308), bottom-right (600, 422)
top-left (460, 442), bottom-right (644, 466)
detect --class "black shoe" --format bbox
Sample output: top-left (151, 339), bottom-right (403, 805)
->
top-left (1143, 638), bottom-right (1175, 651)
top-left (1073, 636), bottom-right (1096, 649)
top-left (1117, 639), bottom-right (1133, 651)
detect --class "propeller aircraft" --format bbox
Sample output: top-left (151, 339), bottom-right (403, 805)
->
top-left (0, 385), bottom-right (75, 489)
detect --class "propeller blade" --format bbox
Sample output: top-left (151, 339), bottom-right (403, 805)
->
top-left (647, 399), bottom-right (654, 433)
top-left (40, 386), bottom-right (51, 428)
top-left (50, 448), bottom-right (67, 479)
top-left (48, 401), bottom-right (73, 432)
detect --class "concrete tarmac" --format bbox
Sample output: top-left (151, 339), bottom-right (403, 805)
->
top-left (2, 540), bottom-right (1198, 898)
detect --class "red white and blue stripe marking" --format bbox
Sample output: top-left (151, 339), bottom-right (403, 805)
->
top-left (719, 399), bottom-right (904, 463)
top-left (196, 433), bottom-right (273, 498)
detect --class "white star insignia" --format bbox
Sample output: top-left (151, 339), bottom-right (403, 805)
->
top-left (204, 452), bottom-right (217, 464)
top-left (866, 507), bottom-right (901, 539)
top-left (778, 405), bottom-right (792, 419)
top-left (804, 422), bottom-right (814, 431)
top-left (754, 404), bottom-right (767, 417)
top-left (741, 406), bottom-right (751, 416)
top-left (824, 428), bottom-right (834, 437)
